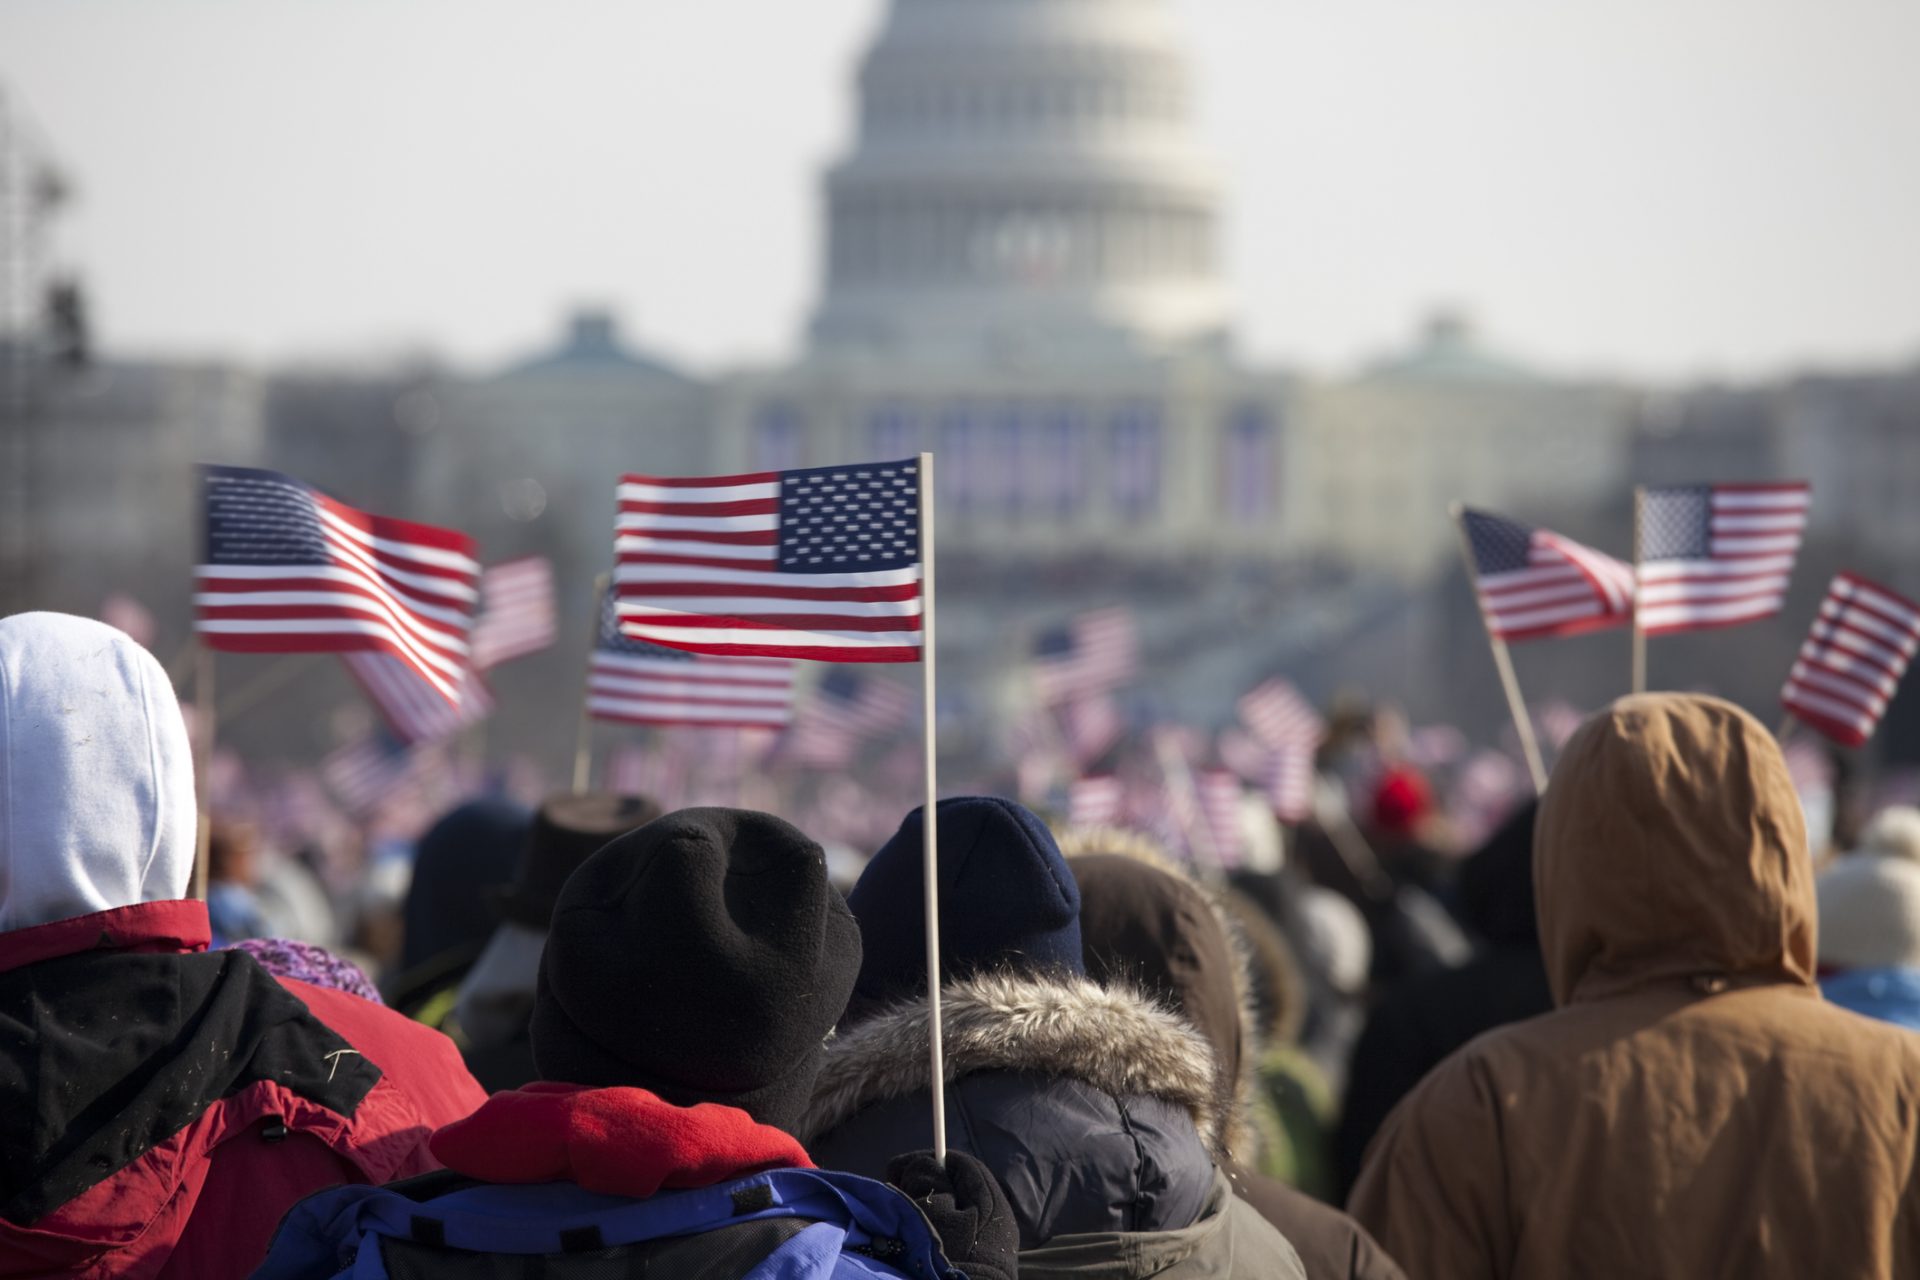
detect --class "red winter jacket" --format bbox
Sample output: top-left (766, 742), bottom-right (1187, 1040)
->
top-left (0, 900), bottom-right (488, 1280)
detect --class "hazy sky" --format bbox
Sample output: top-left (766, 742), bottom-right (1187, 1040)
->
top-left (4, 0), bottom-right (1918, 380)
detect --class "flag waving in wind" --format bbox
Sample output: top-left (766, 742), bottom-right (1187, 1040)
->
top-left (1031, 608), bottom-right (1139, 705)
top-left (614, 460), bottom-right (923, 662)
top-left (1459, 507), bottom-right (1635, 641)
top-left (1637, 482), bottom-right (1810, 635)
top-left (589, 589), bottom-right (795, 729)
top-left (1782, 573), bottom-right (1920, 749)
top-left (343, 652), bottom-right (494, 745)
top-left (470, 556), bottom-right (557, 670)
top-left (195, 464), bottom-right (478, 701)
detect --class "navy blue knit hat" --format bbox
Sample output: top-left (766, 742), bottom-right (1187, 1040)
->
top-left (848, 796), bottom-right (1083, 1009)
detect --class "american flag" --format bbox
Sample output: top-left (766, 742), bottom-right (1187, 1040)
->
top-left (589, 589), bottom-right (795, 729)
top-left (321, 731), bottom-right (416, 816)
top-left (1237, 678), bottom-right (1325, 751)
top-left (1637, 482), bottom-right (1811, 635)
top-left (342, 652), bottom-right (494, 746)
top-left (1781, 573), bottom-right (1920, 749)
top-left (789, 669), bottom-right (917, 767)
top-left (1264, 746), bottom-right (1315, 825)
top-left (1060, 692), bottom-right (1125, 767)
top-left (470, 556), bottom-right (557, 670)
top-left (1218, 727), bottom-right (1272, 783)
top-left (1068, 775), bottom-right (1125, 828)
top-left (1032, 608), bottom-right (1139, 705)
top-left (1198, 770), bottom-right (1245, 866)
top-left (614, 459), bottom-right (923, 662)
top-left (196, 465), bottom-right (479, 702)
top-left (602, 742), bottom-right (690, 808)
top-left (1459, 508), bottom-right (1635, 642)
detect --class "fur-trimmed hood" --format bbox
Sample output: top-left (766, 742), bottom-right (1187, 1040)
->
top-left (1059, 829), bottom-right (1277, 1165)
top-left (802, 970), bottom-right (1220, 1147)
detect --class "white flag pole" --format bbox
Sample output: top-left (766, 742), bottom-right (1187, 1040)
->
top-left (1631, 486), bottom-right (1648, 695)
top-left (572, 573), bottom-right (611, 794)
top-left (1449, 505), bottom-right (1547, 795)
top-left (916, 451), bottom-right (947, 1163)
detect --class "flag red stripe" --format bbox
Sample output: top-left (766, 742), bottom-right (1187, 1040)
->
top-left (618, 497), bottom-right (781, 518)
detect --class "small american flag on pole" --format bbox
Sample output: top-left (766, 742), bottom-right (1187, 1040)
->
top-left (1198, 770), bottom-right (1245, 867)
top-left (590, 590), bottom-right (795, 729)
top-left (1459, 508), bottom-right (1635, 641)
top-left (1238, 678), bottom-right (1325, 751)
top-left (614, 460), bottom-right (923, 662)
top-left (1781, 573), bottom-right (1920, 749)
top-left (1068, 775), bottom-right (1125, 828)
top-left (1060, 692), bottom-right (1125, 767)
top-left (1032, 608), bottom-right (1139, 705)
top-left (321, 731), bottom-right (416, 816)
top-left (196, 465), bottom-right (478, 701)
top-left (789, 669), bottom-right (917, 767)
top-left (1263, 746), bottom-right (1315, 825)
top-left (1637, 482), bottom-right (1810, 635)
top-left (470, 556), bottom-right (557, 670)
top-left (343, 653), bottom-right (494, 745)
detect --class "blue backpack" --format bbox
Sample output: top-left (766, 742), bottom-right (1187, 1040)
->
top-left (251, 1166), bottom-right (967, 1280)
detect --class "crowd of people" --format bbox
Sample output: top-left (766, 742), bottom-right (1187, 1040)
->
top-left (5, 608), bottom-right (1920, 1278)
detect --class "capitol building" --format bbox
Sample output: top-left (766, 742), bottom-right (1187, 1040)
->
top-left (434, 0), bottom-right (1638, 589)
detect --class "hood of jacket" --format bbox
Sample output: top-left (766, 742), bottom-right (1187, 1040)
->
top-left (1535, 693), bottom-right (1815, 1006)
top-left (804, 971), bottom-right (1220, 1148)
top-left (430, 1082), bottom-right (812, 1198)
top-left (0, 613), bottom-right (195, 932)
top-left (803, 972), bottom-right (1224, 1249)
top-left (1063, 842), bottom-right (1264, 1166)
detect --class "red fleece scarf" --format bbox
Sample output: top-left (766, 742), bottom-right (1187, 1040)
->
top-left (429, 1082), bottom-right (814, 1198)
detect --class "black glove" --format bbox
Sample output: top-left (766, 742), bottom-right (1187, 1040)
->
top-left (886, 1148), bottom-right (1019, 1280)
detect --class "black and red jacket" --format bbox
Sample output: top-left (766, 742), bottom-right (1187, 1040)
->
top-left (0, 900), bottom-right (486, 1280)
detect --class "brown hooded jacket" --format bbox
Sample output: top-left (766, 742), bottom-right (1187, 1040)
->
top-left (1349, 694), bottom-right (1920, 1278)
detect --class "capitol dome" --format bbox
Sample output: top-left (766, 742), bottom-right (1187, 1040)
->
top-left (809, 0), bottom-right (1231, 363)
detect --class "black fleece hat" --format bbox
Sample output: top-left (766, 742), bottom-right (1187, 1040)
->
top-left (848, 796), bottom-right (1082, 1010)
top-left (530, 806), bottom-right (861, 1131)
top-left (496, 791), bottom-right (663, 930)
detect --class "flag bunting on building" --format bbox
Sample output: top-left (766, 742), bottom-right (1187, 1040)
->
top-left (589, 589), bottom-right (795, 729)
top-left (614, 459), bottom-right (923, 662)
top-left (470, 555), bottom-right (557, 671)
top-left (1636, 482), bottom-right (1811, 635)
top-left (1032, 607), bottom-right (1139, 705)
top-left (1781, 573), bottom-right (1920, 748)
top-left (1459, 507), bottom-right (1636, 641)
top-left (195, 464), bottom-right (479, 701)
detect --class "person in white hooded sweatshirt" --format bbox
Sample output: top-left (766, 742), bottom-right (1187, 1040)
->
top-left (0, 613), bottom-right (485, 1280)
